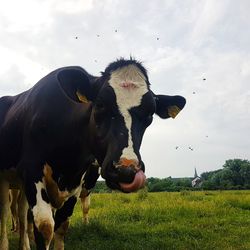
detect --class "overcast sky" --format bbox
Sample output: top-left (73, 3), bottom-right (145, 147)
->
top-left (0, 0), bottom-right (249, 178)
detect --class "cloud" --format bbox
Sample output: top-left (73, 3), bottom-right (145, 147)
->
top-left (51, 0), bottom-right (94, 14)
top-left (0, 65), bottom-right (26, 95)
top-left (188, 0), bottom-right (228, 48)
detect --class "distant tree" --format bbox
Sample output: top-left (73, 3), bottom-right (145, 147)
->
top-left (223, 159), bottom-right (249, 186)
top-left (223, 159), bottom-right (249, 172)
top-left (201, 159), bottom-right (250, 190)
top-left (202, 179), bottom-right (218, 190)
top-left (147, 177), bottom-right (174, 192)
top-left (239, 162), bottom-right (250, 187)
top-left (147, 177), bottom-right (192, 192)
top-left (201, 169), bottom-right (221, 181)
top-left (147, 177), bottom-right (161, 186)
top-left (175, 178), bottom-right (192, 188)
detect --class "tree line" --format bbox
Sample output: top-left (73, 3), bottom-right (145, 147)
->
top-left (92, 159), bottom-right (250, 192)
top-left (201, 159), bottom-right (250, 190)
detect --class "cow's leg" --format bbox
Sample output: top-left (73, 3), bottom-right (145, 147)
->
top-left (18, 157), bottom-right (54, 250)
top-left (24, 177), bottom-right (54, 250)
top-left (10, 189), bottom-right (20, 232)
top-left (79, 162), bottom-right (100, 225)
top-left (54, 196), bottom-right (77, 250)
top-left (31, 181), bottom-right (54, 250)
top-left (79, 188), bottom-right (90, 224)
top-left (0, 180), bottom-right (9, 250)
top-left (27, 208), bottom-right (34, 243)
top-left (18, 189), bottom-right (30, 250)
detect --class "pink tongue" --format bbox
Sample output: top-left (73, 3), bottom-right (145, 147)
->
top-left (119, 170), bottom-right (146, 192)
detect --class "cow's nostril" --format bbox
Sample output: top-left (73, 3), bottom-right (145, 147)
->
top-left (116, 166), bottom-right (135, 183)
top-left (129, 165), bottom-right (137, 173)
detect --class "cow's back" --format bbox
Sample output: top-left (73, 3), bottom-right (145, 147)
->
top-left (0, 66), bottom-right (91, 171)
top-left (0, 94), bottom-right (25, 169)
top-left (0, 96), bottom-right (13, 125)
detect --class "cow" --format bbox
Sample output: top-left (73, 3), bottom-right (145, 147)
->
top-left (0, 58), bottom-right (186, 249)
top-left (0, 163), bottom-right (99, 250)
top-left (1, 162), bottom-right (97, 249)
top-left (0, 175), bottom-right (30, 250)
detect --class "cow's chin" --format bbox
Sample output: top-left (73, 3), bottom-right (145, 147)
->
top-left (118, 170), bottom-right (146, 193)
top-left (102, 166), bottom-right (146, 193)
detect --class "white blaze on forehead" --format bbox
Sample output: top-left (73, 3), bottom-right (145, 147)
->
top-left (109, 65), bottom-right (148, 160)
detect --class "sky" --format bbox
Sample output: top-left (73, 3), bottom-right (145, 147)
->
top-left (0, 0), bottom-right (249, 178)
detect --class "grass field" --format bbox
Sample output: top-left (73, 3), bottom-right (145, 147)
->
top-left (9, 190), bottom-right (250, 250)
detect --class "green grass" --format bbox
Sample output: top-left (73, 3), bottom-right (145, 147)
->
top-left (9, 190), bottom-right (250, 249)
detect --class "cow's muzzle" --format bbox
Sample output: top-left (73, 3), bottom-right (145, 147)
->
top-left (115, 158), bottom-right (146, 193)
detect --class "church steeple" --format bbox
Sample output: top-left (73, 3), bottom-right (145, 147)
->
top-left (192, 168), bottom-right (202, 187)
top-left (194, 168), bottom-right (198, 178)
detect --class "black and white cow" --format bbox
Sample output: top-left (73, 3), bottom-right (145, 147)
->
top-left (2, 165), bottom-right (99, 250)
top-left (0, 58), bottom-right (186, 249)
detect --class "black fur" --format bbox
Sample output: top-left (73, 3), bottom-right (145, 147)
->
top-left (54, 196), bottom-right (77, 231)
top-left (103, 57), bottom-right (149, 84)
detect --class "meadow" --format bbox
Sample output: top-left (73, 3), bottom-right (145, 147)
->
top-left (9, 190), bottom-right (250, 250)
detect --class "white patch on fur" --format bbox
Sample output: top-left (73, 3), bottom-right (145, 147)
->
top-left (32, 182), bottom-right (54, 250)
top-left (109, 65), bottom-right (148, 160)
top-left (31, 172), bottom-right (86, 249)
top-left (32, 182), bottom-right (54, 229)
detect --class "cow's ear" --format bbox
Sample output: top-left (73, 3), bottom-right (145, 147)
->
top-left (154, 94), bottom-right (186, 119)
top-left (57, 68), bottom-right (93, 103)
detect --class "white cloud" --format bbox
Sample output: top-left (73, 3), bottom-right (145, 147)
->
top-left (241, 61), bottom-right (250, 77)
top-left (0, 1), bottom-right (53, 33)
top-left (0, 65), bottom-right (25, 95)
top-left (188, 0), bottom-right (228, 48)
top-left (51, 0), bottom-right (94, 14)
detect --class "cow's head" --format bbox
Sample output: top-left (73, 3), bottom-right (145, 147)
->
top-left (86, 59), bottom-right (186, 193)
